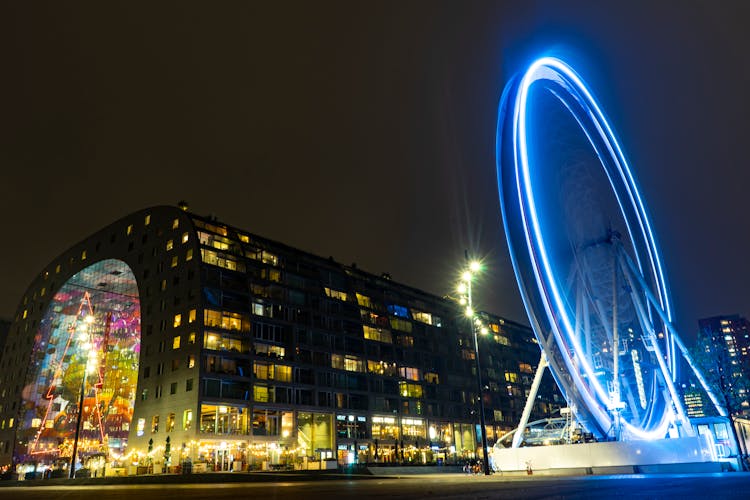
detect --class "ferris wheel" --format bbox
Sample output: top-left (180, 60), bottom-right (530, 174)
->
top-left (496, 57), bottom-right (724, 443)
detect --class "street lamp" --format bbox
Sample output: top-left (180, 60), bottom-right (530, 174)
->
top-left (457, 257), bottom-right (491, 476)
top-left (70, 314), bottom-right (97, 479)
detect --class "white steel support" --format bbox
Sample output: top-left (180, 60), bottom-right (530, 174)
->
top-left (618, 246), bottom-right (727, 419)
top-left (513, 352), bottom-right (548, 448)
top-left (616, 249), bottom-right (693, 436)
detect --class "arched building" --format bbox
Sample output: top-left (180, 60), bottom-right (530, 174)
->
top-left (0, 205), bottom-right (559, 474)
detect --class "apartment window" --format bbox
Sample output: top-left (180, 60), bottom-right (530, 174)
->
top-left (171, 256), bottom-right (178, 268)
top-left (172, 359), bottom-right (180, 371)
top-left (186, 378), bottom-right (194, 392)
top-left (81, 250), bottom-right (87, 261)
top-left (186, 248), bottom-right (193, 261)
top-left (363, 325), bottom-right (392, 344)
top-left (166, 240), bottom-right (174, 251)
top-left (183, 410), bottom-right (193, 430)
top-left (399, 366), bottom-right (421, 381)
top-left (356, 293), bottom-right (372, 308)
top-left (188, 332), bottom-right (196, 344)
top-left (173, 336), bottom-right (181, 350)
top-left (399, 382), bottom-right (423, 398)
top-left (137, 418), bottom-right (145, 436)
top-left (170, 382), bottom-right (178, 395)
top-left (182, 232), bottom-right (189, 243)
top-left (173, 314), bottom-right (182, 328)
top-left (187, 355), bottom-right (196, 369)
top-left (161, 279), bottom-right (167, 292)
top-left (151, 415), bottom-right (159, 433)
top-left (127, 224), bottom-right (134, 236)
top-left (157, 362), bottom-right (165, 375)
top-left (167, 413), bottom-right (175, 432)
top-left (172, 218), bottom-right (179, 229)
top-left (145, 214), bottom-right (151, 226)
top-left (188, 309), bottom-right (197, 323)
top-left (155, 385), bottom-right (163, 399)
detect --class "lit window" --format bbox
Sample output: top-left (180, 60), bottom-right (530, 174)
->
top-left (183, 410), bottom-right (193, 430)
top-left (324, 287), bottom-right (348, 301)
top-left (127, 224), bottom-right (133, 236)
top-left (137, 418), bottom-right (145, 436)
top-left (399, 382), bottom-right (423, 398)
top-left (173, 336), bottom-right (181, 350)
top-left (152, 415), bottom-right (159, 433)
top-left (187, 355), bottom-right (195, 369)
top-left (182, 232), bottom-right (189, 244)
top-left (81, 250), bottom-right (87, 261)
top-left (173, 314), bottom-right (182, 328)
top-left (411, 310), bottom-right (433, 325)
top-left (390, 318), bottom-right (412, 333)
top-left (167, 413), bottom-right (175, 432)
top-left (172, 218), bottom-right (179, 229)
top-left (188, 309), bottom-right (196, 323)
top-left (254, 385), bottom-right (270, 403)
top-left (161, 279), bottom-right (167, 291)
top-left (145, 214), bottom-right (151, 226)
top-left (166, 239), bottom-right (174, 251)
top-left (188, 332), bottom-right (196, 344)
top-left (399, 366), bottom-right (421, 381)
top-left (55, 264), bottom-right (61, 274)
top-left (171, 255), bottom-right (178, 268)
top-left (356, 293), bottom-right (372, 308)
top-left (186, 248), bottom-right (193, 261)
top-left (363, 325), bottom-right (393, 343)
top-left (40, 287), bottom-right (46, 297)
top-left (387, 304), bottom-right (409, 318)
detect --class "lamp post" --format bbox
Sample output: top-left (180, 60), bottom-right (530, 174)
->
top-left (458, 258), bottom-right (491, 476)
top-left (70, 314), bottom-right (97, 478)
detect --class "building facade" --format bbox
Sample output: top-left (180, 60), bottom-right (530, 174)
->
top-left (0, 205), bottom-right (559, 473)
top-left (697, 315), bottom-right (750, 417)
top-left (0, 319), bottom-right (9, 354)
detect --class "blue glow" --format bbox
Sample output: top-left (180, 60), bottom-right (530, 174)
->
top-left (496, 57), bottom-right (681, 440)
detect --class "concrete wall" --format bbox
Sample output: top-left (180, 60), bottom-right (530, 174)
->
top-left (491, 435), bottom-right (718, 473)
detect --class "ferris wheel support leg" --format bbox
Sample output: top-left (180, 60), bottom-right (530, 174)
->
top-left (618, 247), bottom-right (728, 419)
top-left (513, 351), bottom-right (548, 448)
top-left (617, 250), bottom-right (694, 436)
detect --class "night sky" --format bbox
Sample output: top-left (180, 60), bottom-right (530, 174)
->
top-left (1, 1), bottom-right (749, 343)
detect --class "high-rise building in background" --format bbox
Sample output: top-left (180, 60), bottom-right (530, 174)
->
top-left (696, 314), bottom-right (750, 416)
top-left (698, 315), bottom-right (750, 376)
top-left (0, 205), bottom-right (560, 473)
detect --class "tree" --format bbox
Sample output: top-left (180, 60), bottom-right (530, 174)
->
top-left (691, 327), bottom-right (750, 470)
top-left (164, 436), bottom-right (171, 467)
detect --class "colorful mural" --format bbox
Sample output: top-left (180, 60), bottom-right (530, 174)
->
top-left (15, 259), bottom-right (140, 467)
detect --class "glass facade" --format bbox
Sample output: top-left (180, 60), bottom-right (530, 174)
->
top-left (14, 259), bottom-right (140, 468)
